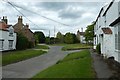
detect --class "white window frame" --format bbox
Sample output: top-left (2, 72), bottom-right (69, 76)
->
top-left (9, 40), bottom-right (13, 49)
top-left (115, 23), bottom-right (120, 51)
top-left (9, 29), bottom-right (14, 37)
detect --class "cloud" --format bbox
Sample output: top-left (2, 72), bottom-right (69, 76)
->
top-left (36, 2), bottom-right (68, 11)
top-left (58, 6), bottom-right (85, 19)
top-left (1, 1), bottom-right (106, 37)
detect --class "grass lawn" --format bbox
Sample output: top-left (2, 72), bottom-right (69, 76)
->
top-left (34, 45), bottom-right (49, 49)
top-left (61, 44), bottom-right (93, 51)
top-left (2, 50), bottom-right (46, 66)
top-left (32, 50), bottom-right (95, 78)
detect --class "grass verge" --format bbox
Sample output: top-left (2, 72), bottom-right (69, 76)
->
top-left (2, 50), bottom-right (46, 66)
top-left (32, 50), bottom-right (95, 78)
top-left (35, 45), bottom-right (49, 49)
top-left (61, 44), bottom-right (92, 51)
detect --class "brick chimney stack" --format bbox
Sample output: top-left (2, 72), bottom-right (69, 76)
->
top-left (2, 16), bottom-right (8, 24)
top-left (18, 16), bottom-right (22, 24)
top-left (18, 16), bottom-right (23, 29)
top-left (25, 23), bottom-right (29, 29)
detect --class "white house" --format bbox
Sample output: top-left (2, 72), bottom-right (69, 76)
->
top-left (77, 30), bottom-right (86, 44)
top-left (94, 0), bottom-right (120, 63)
top-left (0, 17), bottom-right (16, 51)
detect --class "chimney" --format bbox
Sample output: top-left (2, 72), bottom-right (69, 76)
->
top-left (18, 16), bottom-right (22, 24)
top-left (2, 16), bottom-right (8, 24)
top-left (25, 23), bottom-right (29, 29)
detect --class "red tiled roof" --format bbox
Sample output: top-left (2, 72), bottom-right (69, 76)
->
top-left (102, 27), bottom-right (112, 34)
top-left (0, 21), bottom-right (8, 31)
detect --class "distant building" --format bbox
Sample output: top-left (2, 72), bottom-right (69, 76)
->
top-left (94, 0), bottom-right (120, 63)
top-left (0, 16), bottom-right (16, 51)
top-left (13, 16), bottom-right (35, 46)
top-left (77, 30), bottom-right (86, 44)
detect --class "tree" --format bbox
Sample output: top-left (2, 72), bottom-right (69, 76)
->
top-left (84, 23), bottom-right (94, 44)
top-left (16, 33), bottom-right (29, 50)
top-left (34, 31), bottom-right (45, 43)
top-left (56, 32), bottom-right (64, 43)
top-left (64, 32), bottom-right (74, 44)
top-left (45, 37), bottom-right (50, 44)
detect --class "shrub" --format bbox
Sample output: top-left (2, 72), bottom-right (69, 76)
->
top-left (96, 43), bottom-right (101, 54)
top-left (16, 33), bottom-right (29, 50)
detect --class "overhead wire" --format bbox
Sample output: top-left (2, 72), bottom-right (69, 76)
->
top-left (5, 0), bottom-right (71, 27)
top-left (3, 0), bottom-right (47, 30)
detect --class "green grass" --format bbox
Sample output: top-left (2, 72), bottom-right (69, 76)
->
top-left (35, 45), bottom-right (49, 49)
top-left (2, 50), bottom-right (46, 66)
top-left (32, 50), bottom-right (95, 78)
top-left (61, 44), bottom-right (92, 51)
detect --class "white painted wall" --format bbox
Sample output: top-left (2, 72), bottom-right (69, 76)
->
top-left (105, 2), bottom-right (119, 26)
top-left (0, 29), bottom-right (16, 51)
top-left (80, 35), bottom-right (86, 44)
top-left (94, 1), bottom-right (120, 63)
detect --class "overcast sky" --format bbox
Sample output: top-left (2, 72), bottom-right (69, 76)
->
top-left (1, 0), bottom-right (111, 37)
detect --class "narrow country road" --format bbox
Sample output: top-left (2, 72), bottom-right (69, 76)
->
top-left (3, 46), bottom-right (77, 78)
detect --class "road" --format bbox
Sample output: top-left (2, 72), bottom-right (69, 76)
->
top-left (2, 46), bottom-right (80, 78)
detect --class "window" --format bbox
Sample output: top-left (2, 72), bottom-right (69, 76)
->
top-left (115, 23), bottom-right (120, 51)
top-left (115, 34), bottom-right (118, 50)
top-left (0, 40), bottom-right (4, 50)
top-left (9, 28), bottom-right (14, 37)
top-left (9, 40), bottom-right (13, 49)
top-left (118, 24), bottom-right (120, 50)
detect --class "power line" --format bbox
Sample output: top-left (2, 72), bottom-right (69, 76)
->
top-left (4, 0), bottom-right (71, 27)
top-left (5, 0), bottom-right (47, 30)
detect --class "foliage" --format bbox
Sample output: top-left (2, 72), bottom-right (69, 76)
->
top-left (56, 32), bottom-right (64, 43)
top-left (64, 32), bottom-right (79, 44)
top-left (84, 23), bottom-right (94, 44)
top-left (2, 50), bottom-right (46, 66)
top-left (32, 50), bottom-right (95, 78)
top-left (64, 33), bottom-right (73, 44)
top-left (96, 43), bottom-right (101, 54)
top-left (45, 37), bottom-right (60, 44)
top-left (34, 31), bottom-right (45, 43)
top-left (16, 33), bottom-right (29, 50)
top-left (45, 37), bottom-right (50, 44)
top-left (28, 41), bottom-right (34, 48)
top-left (34, 34), bottom-right (39, 45)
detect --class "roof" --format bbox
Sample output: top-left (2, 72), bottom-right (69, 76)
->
top-left (109, 17), bottom-right (120, 26)
top-left (102, 27), bottom-right (112, 34)
top-left (94, 8), bottom-right (103, 24)
top-left (103, 0), bottom-right (114, 16)
top-left (0, 21), bottom-right (8, 31)
top-left (78, 32), bottom-right (85, 35)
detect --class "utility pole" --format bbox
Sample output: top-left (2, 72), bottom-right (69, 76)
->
top-left (54, 26), bottom-right (55, 44)
top-left (49, 30), bottom-right (50, 44)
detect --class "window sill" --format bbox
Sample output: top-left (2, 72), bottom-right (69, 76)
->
top-left (115, 50), bottom-right (120, 52)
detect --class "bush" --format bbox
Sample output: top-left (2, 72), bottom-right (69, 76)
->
top-left (96, 43), bottom-right (101, 54)
top-left (28, 41), bottom-right (34, 48)
top-left (16, 33), bottom-right (29, 50)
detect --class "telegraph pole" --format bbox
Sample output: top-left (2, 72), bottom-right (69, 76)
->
top-left (49, 30), bottom-right (50, 44)
top-left (54, 26), bottom-right (55, 44)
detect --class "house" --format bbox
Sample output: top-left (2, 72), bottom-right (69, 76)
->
top-left (13, 16), bottom-right (35, 46)
top-left (94, 0), bottom-right (120, 63)
top-left (0, 16), bottom-right (16, 51)
top-left (77, 30), bottom-right (86, 44)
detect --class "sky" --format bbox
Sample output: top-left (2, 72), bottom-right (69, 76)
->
top-left (0, 0), bottom-right (112, 37)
